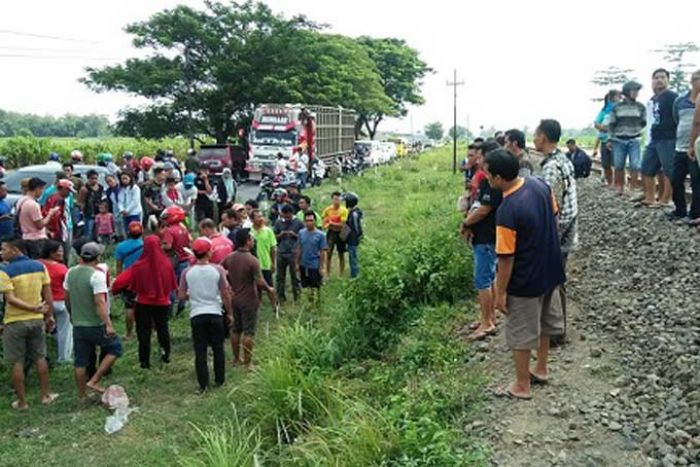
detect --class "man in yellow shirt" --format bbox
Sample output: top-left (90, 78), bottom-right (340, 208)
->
top-left (0, 238), bottom-right (57, 410)
top-left (321, 191), bottom-right (349, 276)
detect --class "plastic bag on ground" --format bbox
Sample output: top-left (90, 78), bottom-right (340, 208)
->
top-left (102, 385), bottom-right (137, 434)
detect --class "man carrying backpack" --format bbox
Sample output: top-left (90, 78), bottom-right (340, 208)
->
top-left (565, 139), bottom-right (592, 179)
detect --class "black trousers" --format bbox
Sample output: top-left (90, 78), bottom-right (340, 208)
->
top-left (135, 303), bottom-right (171, 368)
top-left (276, 254), bottom-right (300, 300)
top-left (190, 314), bottom-right (226, 390)
top-left (671, 151), bottom-right (700, 219)
top-left (195, 203), bottom-right (215, 223)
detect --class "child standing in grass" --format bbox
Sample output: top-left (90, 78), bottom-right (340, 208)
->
top-left (95, 201), bottom-right (115, 245)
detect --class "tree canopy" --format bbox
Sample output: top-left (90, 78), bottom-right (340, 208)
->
top-left (83, 1), bottom-right (426, 143)
top-left (0, 109), bottom-right (110, 138)
top-left (424, 121), bottom-right (444, 141)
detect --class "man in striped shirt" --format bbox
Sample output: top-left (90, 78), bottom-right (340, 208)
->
top-left (609, 81), bottom-right (647, 195)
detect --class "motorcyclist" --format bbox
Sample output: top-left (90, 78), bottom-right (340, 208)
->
top-left (269, 188), bottom-right (288, 224)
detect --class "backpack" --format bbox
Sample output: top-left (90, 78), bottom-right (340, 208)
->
top-left (13, 198), bottom-right (26, 237)
top-left (570, 150), bottom-right (591, 179)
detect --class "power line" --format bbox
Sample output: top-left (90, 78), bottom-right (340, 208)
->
top-left (0, 45), bottom-right (114, 53)
top-left (0, 53), bottom-right (123, 61)
top-left (0, 29), bottom-right (100, 44)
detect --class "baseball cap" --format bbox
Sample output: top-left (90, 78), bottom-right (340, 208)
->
top-left (192, 237), bottom-right (212, 255)
top-left (183, 173), bottom-right (196, 187)
top-left (80, 242), bottom-right (105, 261)
top-left (28, 177), bottom-right (47, 191)
top-left (163, 161), bottom-right (175, 170)
top-left (128, 221), bottom-right (143, 236)
top-left (57, 179), bottom-right (76, 193)
top-left (232, 203), bottom-right (245, 211)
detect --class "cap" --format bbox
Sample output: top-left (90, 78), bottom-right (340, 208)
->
top-left (28, 177), bottom-right (47, 191)
top-left (128, 221), bottom-right (143, 236)
top-left (183, 173), bottom-right (196, 187)
top-left (80, 242), bottom-right (105, 261)
top-left (192, 237), bottom-right (212, 255)
top-left (163, 162), bottom-right (175, 170)
top-left (232, 203), bottom-right (245, 211)
top-left (57, 179), bottom-right (76, 193)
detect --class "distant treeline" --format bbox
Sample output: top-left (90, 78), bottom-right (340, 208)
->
top-left (0, 109), bottom-right (111, 138)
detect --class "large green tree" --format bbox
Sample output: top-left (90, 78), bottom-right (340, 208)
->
top-left (590, 66), bottom-right (634, 100)
top-left (83, 1), bottom-right (391, 144)
top-left (424, 121), bottom-right (444, 140)
top-left (356, 37), bottom-right (431, 139)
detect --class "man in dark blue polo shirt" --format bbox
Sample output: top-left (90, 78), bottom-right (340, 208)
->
top-left (483, 149), bottom-right (565, 400)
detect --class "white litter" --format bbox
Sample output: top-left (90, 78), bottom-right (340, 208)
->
top-left (102, 385), bottom-right (138, 434)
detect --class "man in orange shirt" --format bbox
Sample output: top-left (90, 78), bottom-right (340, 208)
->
top-left (321, 191), bottom-right (348, 276)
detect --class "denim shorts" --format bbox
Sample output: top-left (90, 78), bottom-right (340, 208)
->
top-left (641, 139), bottom-right (676, 177)
top-left (73, 325), bottom-right (123, 368)
top-left (612, 138), bottom-right (642, 171)
top-left (473, 243), bottom-right (497, 290)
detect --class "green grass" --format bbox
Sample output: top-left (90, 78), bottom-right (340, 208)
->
top-left (0, 147), bottom-right (487, 466)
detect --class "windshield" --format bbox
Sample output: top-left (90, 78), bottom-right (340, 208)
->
top-left (251, 130), bottom-right (296, 146)
top-left (3, 171), bottom-right (56, 193)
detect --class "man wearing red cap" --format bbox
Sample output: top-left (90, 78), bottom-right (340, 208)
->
top-left (178, 237), bottom-right (233, 393)
top-left (43, 179), bottom-right (75, 264)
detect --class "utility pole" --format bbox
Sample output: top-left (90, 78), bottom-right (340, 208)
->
top-left (446, 69), bottom-right (464, 174)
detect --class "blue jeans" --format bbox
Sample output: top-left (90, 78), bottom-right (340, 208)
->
top-left (298, 171), bottom-right (308, 188)
top-left (612, 138), bottom-right (642, 171)
top-left (473, 243), bottom-right (497, 290)
top-left (84, 218), bottom-right (96, 240)
top-left (348, 244), bottom-right (359, 278)
top-left (641, 139), bottom-right (676, 177)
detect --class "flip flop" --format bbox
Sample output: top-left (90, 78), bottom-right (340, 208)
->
top-left (529, 372), bottom-right (549, 385)
top-left (11, 400), bottom-right (29, 410)
top-left (41, 393), bottom-right (59, 405)
top-left (468, 321), bottom-right (480, 330)
top-left (492, 386), bottom-right (532, 400)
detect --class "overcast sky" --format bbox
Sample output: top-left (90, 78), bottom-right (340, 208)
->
top-left (2, 0), bottom-right (698, 135)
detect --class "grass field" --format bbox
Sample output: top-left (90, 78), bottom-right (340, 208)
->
top-left (0, 147), bottom-right (487, 466)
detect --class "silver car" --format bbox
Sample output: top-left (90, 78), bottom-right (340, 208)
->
top-left (3, 164), bottom-right (110, 207)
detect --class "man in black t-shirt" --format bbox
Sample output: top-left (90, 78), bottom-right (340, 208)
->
top-left (641, 68), bottom-right (678, 207)
top-left (461, 150), bottom-right (502, 341)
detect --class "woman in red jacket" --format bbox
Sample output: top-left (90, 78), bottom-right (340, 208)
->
top-left (112, 235), bottom-right (177, 369)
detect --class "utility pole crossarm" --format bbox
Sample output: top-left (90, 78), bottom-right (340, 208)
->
top-left (446, 69), bottom-right (465, 175)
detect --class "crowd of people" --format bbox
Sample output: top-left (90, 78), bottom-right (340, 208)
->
top-left (0, 148), bottom-right (365, 407)
top-left (457, 67), bottom-right (700, 400)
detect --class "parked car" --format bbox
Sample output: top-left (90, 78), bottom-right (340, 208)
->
top-left (354, 140), bottom-right (383, 166)
top-left (380, 142), bottom-right (397, 163)
top-left (3, 164), bottom-right (110, 207)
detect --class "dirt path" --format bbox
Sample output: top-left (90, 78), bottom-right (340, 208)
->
top-left (464, 295), bottom-right (649, 466)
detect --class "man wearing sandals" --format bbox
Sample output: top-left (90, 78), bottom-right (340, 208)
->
top-left (0, 238), bottom-right (58, 409)
top-left (64, 242), bottom-right (122, 397)
top-left (485, 150), bottom-right (565, 400)
top-left (461, 141), bottom-right (502, 340)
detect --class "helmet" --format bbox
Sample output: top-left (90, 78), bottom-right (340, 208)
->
top-left (344, 191), bottom-right (359, 208)
top-left (123, 151), bottom-right (134, 159)
top-left (273, 188), bottom-right (287, 199)
top-left (622, 81), bottom-right (642, 97)
top-left (103, 153), bottom-right (114, 163)
top-left (160, 206), bottom-right (186, 225)
top-left (140, 156), bottom-right (155, 171)
top-left (48, 152), bottom-right (60, 162)
top-left (70, 150), bottom-right (83, 162)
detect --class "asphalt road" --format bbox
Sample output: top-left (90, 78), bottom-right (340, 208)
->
top-left (236, 180), bottom-right (260, 204)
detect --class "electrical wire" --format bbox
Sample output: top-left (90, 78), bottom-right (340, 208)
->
top-left (0, 29), bottom-right (100, 44)
top-left (0, 53), bottom-right (123, 61)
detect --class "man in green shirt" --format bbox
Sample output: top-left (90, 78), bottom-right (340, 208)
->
top-left (250, 209), bottom-right (277, 287)
top-left (295, 195), bottom-right (322, 228)
top-left (64, 242), bottom-right (122, 397)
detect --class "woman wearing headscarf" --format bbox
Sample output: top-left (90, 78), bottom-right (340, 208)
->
top-left (112, 235), bottom-right (177, 369)
top-left (216, 168), bottom-right (237, 217)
